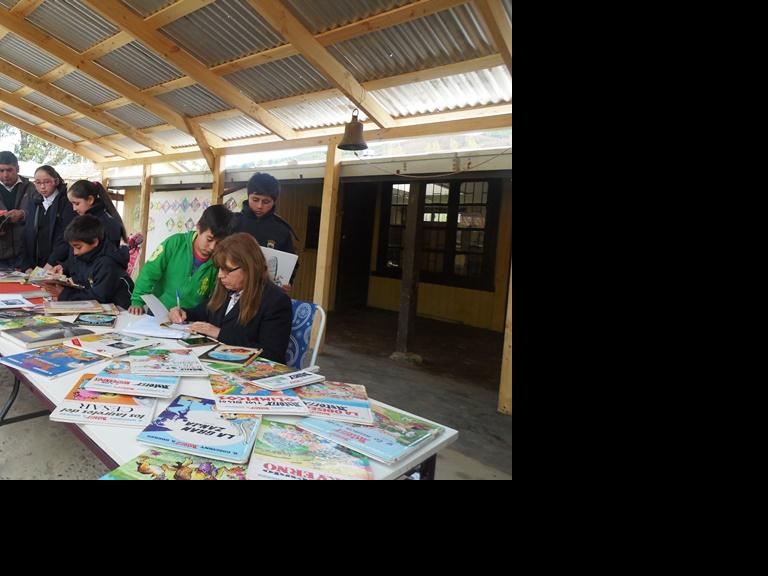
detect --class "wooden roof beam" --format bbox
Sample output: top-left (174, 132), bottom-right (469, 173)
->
top-left (183, 117), bottom-right (215, 171)
top-left (9, 0), bottom-right (44, 18)
top-left (473, 0), bottom-right (512, 73)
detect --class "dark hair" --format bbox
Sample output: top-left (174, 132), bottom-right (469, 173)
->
top-left (64, 215), bottom-right (104, 244)
top-left (0, 151), bottom-right (19, 167)
top-left (198, 205), bottom-right (233, 239)
top-left (68, 180), bottom-right (127, 242)
top-left (35, 165), bottom-right (67, 195)
top-left (247, 173), bottom-right (280, 201)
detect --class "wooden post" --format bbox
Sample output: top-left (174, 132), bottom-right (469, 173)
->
top-left (211, 152), bottom-right (224, 205)
top-left (100, 170), bottom-right (108, 190)
top-left (313, 137), bottom-right (342, 313)
top-left (393, 181), bottom-right (425, 360)
top-left (138, 164), bottom-right (152, 267)
top-left (498, 257), bottom-right (512, 414)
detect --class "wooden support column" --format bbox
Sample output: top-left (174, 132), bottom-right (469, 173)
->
top-left (138, 164), bottom-right (152, 267)
top-left (498, 257), bottom-right (512, 414)
top-left (211, 152), bottom-right (224, 205)
top-left (393, 181), bottom-right (425, 360)
top-left (313, 137), bottom-right (342, 313)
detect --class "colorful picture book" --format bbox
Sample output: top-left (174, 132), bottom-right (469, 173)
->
top-left (43, 300), bottom-right (103, 314)
top-left (74, 313), bottom-right (117, 328)
top-left (296, 404), bottom-right (444, 464)
top-left (0, 345), bottom-right (106, 378)
top-left (0, 309), bottom-right (36, 320)
top-left (64, 333), bottom-right (157, 358)
top-left (49, 374), bottom-right (157, 428)
top-left (84, 361), bottom-right (181, 398)
top-left (127, 348), bottom-right (208, 377)
top-left (198, 344), bottom-right (262, 367)
top-left (0, 322), bottom-right (94, 349)
top-left (246, 420), bottom-right (373, 481)
top-left (209, 374), bottom-right (309, 415)
top-left (206, 358), bottom-right (325, 391)
top-left (100, 448), bottom-right (248, 480)
top-left (294, 381), bottom-right (374, 425)
top-left (0, 315), bottom-right (60, 332)
top-left (137, 395), bottom-right (262, 463)
top-left (27, 267), bottom-right (83, 288)
top-left (0, 294), bottom-right (35, 309)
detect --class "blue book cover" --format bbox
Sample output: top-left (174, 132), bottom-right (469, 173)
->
top-left (137, 395), bottom-right (261, 463)
top-left (0, 345), bottom-right (106, 377)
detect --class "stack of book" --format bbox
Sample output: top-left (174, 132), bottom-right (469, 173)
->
top-left (44, 300), bottom-right (105, 315)
top-left (0, 321), bottom-right (94, 349)
top-left (205, 357), bottom-right (325, 391)
top-left (84, 361), bottom-right (181, 399)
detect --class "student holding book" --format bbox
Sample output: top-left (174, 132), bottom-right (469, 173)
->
top-left (169, 233), bottom-right (292, 363)
top-left (42, 215), bottom-right (134, 309)
top-left (67, 180), bottom-right (127, 247)
top-left (129, 205), bottom-right (233, 315)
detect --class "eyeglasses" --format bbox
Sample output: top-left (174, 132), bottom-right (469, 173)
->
top-left (34, 180), bottom-right (55, 186)
top-left (220, 266), bottom-right (241, 275)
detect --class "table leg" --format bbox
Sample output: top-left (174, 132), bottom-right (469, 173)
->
top-left (0, 377), bottom-right (50, 427)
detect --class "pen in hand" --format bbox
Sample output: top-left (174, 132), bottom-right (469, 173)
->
top-left (176, 288), bottom-right (181, 309)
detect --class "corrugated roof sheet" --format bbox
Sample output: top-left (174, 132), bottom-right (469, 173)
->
top-left (285, 0), bottom-right (409, 34)
top-left (106, 104), bottom-right (164, 129)
top-left (150, 128), bottom-right (198, 148)
top-left (0, 33), bottom-right (62, 76)
top-left (79, 142), bottom-right (117, 158)
top-left (502, 0), bottom-right (512, 22)
top-left (73, 117), bottom-right (117, 137)
top-left (53, 70), bottom-right (121, 105)
top-left (0, 0), bottom-right (18, 9)
top-left (224, 55), bottom-right (331, 103)
top-left (110, 136), bottom-right (152, 154)
top-left (121, 0), bottom-right (174, 17)
top-left (26, 0), bottom-right (119, 52)
top-left (44, 125), bottom-right (83, 143)
top-left (2, 105), bottom-right (43, 125)
top-left (372, 65), bottom-right (511, 117)
top-left (155, 84), bottom-right (230, 117)
top-left (0, 72), bottom-right (23, 92)
top-left (160, 0), bottom-right (283, 67)
top-left (270, 96), bottom-right (368, 130)
top-left (96, 41), bottom-right (183, 89)
top-left (23, 91), bottom-right (75, 116)
top-left (328, 4), bottom-right (493, 82)
top-left (200, 115), bottom-right (269, 141)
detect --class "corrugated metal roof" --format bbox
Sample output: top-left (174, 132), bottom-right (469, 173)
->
top-left (328, 4), bottom-right (493, 82)
top-left (270, 96), bottom-right (368, 130)
top-left (502, 0), bottom-right (512, 22)
top-left (109, 136), bottom-right (152, 154)
top-left (121, 0), bottom-right (174, 17)
top-left (150, 128), bottom-right (198, 148)
top-left (79, 142), bottom-right (117, 158)
top-left (0, 33), bottom-right (62, 76)
top-left (0, 72), bottom-right (23, 92)
top-left (96, 41), bottom-right (183, 89)
top-left (53, 70), bottom-right (121, 105)
top-left (26, 0), bottom-right (119, 52)
top-left (73, 117), bottom-right (117, 137)
top-left (23, 91), bottom-right (75, 116)
top-left (224, 55), bottom-right (331, 103)
top-left (44, 125), bottom-right (83, 143)
top-left (106, 103), bottom-right (164, 129)
top-left (371, 65), bottom-right (511, 117)
top-left (0, 0), bottom-right (18, 9)
top-left (155, 84), bottom-right (230, 117)
top-left (284, 0), bottom-right (409, 34)
top-left (200, 115), bottom-right (269, 141)
top-left (2, 104), bottom-right (43, 125)
top-left (160, 0), bottom-right (283, 67)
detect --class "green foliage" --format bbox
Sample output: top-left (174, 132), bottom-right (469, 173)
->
top-left (0, 122), bottom-right (84, 165)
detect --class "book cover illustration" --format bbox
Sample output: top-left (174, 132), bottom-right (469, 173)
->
top-left (259, 246), bottom-right (298, 288)
top-left (296, 404), bottom-right (444, 464)
top-left (0, 294), bottom-right (35, 309)
top-left (209, 374), bottom-right (309, 415)
top-left (0, 322), bottom-right (94, 349)
top-left (0, 345), bottom-right (106, 378)
top-left (199, 344), bottom-right (262, 366)
top-left (294, 381), bottom-right (374, 425)
top-left (100, 449), bottom-right (248, 480)
top-left (137, 395), bottom-right (262, 463)
top-left (43, 300), bottom-right (103, 314)
top-left (74, 313), bottom-right (117, 328)
top-left (127, 348), bottom-right (208, 377)
top-left (0, 315), bottom-right (61, 332)
top-left (206, 358), bottom-right (324, 391)
top-left (64, 333), bottom-right (157, 358)
top-left (246, 420), bottom-right (372, 481)
top-left (27, 266), bottom-right (83, 288)
top-left (84, 361), bottom-right (180, 398)
top-left (50, 374), bottom-right (157, 427)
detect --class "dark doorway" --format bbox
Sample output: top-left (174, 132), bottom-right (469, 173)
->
top-left (336, 182), bottom-right (378, 310)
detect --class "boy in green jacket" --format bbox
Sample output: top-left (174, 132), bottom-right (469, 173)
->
top-left (128, 205), bottom-right (233, 315)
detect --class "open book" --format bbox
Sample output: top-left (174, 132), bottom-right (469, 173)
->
top-left (27, 267), bottom-right (83, 289)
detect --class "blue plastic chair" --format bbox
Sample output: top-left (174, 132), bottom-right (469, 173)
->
top-left (285, 299), bottom-right (326, 369)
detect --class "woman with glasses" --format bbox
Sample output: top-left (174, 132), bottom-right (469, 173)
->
top-left (20, 165), bottom-right (76, 271)
top-left (169, 233), bottom-right (292, 363)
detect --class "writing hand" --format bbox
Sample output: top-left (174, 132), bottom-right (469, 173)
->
top-left (169, 307), bottom-right (187, 324)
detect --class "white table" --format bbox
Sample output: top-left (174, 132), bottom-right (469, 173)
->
top-left (1, 312), bottom-right (458, 480)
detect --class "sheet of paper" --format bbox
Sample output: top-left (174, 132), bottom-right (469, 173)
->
top-left (141, 294), bottom-right (170, 324)
top-left (121, 314), bottom-right (189, 340)
top-left (260, 246), bottom-right (298, 287)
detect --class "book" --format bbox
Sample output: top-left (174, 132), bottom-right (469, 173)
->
top-left (206, 358), bottom-right (325, 391)
top-left (0, 271), bottom-right (28, 283)
top-left (49, 374), bottom-right (157, 428)
top-left (44, 300), bottom-right (103, 314)
top-left (246, 419), bottom-right (373, 481)
top-left (100, 448), bottom-right (248, 480)
top-left (137, 395), bottom-right (262, 464)
top-left (122, 314), bottom-right (189, 339)
top-left (0, 322), bottom-right (95, 349)
top-left (198, 344), bottom-right (262, 367)
top-left (27, 267), bottom-right (83, 289)
top-left (177, 335), bottom-right (217, 348)
top-left (209, 373), bottom-right (309, 415)
top-left (127, 348), bottom-right (209, 377)
top-left (64, 333), bottom-right (157, 358)
top-left (84, 361), bottom-right (181, 398)
top-left (260, 246), bottom-right (299, 288)
top-left (73, 313), bottom-right (117, 328)
top-left (0, 315), bottom-right (61, 332)
top-left (294, 381), bottom-right (374, 425)
top-left (99, 303), bottom-right (121, 315)
top-left (141, 294), bottom-right (170, 324)
top-left (0, 345), bottom-right (106, 378)
top-left (0, 309), bottom-right (35, 319)
top-left (296, 404), bottom-right (444, 464)
top-left (0, 294), bottom-right (35, 309)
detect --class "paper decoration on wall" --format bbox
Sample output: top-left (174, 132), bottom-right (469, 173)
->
top-left (224, 188), bottom-right (248, 213)
top-left (146, 190), bottom-right (212, 259)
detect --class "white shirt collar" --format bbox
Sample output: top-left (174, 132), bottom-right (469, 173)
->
top-left (225, 291), bottom-right (243, 315)
top-left (42, 190), bottom-right (59, 212)
top-left (1, 176), bottom-right (22, 192)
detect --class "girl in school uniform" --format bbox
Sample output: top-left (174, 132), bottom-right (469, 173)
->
top-left (67, 180), bottom-right (127, 248)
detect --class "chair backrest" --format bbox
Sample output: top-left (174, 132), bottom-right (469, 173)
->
top-left (286, 299), bottom-right (326, 369)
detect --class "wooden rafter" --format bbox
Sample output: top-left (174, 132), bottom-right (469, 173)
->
top-left (8, 0), bottom-right (44, 17)
top-left (82, 0), bottom-right (296, 141)
top-left (183, 117), bottom-right (215, 171)
top-left (472, 0), bottom-right (512, 73)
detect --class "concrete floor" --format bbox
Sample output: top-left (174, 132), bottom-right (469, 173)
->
top-left (0, 308), bottom-right (512, 480)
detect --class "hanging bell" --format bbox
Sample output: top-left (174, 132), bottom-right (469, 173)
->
top-left (338, 109), bottom-right (368, 151)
